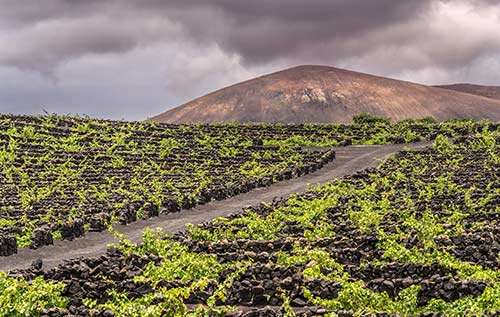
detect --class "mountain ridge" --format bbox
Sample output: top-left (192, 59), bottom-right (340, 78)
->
top-left (434, 83), bottom-right (500, 101)
top-left (153, 65), bottom-right (500, 124)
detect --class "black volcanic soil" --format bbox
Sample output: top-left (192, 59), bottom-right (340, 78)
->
top-left (153, 65), bottom-right (500, 124)
top-left (0, 142), bottom-right (431, 272)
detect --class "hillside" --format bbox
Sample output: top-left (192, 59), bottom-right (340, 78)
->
top-left (434, 83), bottom-right (500, 101)
top-left (152, 65), bottom-right (500, 124)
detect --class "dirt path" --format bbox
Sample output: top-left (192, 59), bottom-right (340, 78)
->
top-left (0, 141), bottom-right (432, 272)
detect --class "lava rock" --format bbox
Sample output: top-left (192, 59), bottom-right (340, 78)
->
top-left (0, 234), bottom-right (17, 256)
top-left (160, 198), bottom-right (181, 214)
top-left (142, 202), bottom-right (159, 218)
top-left (252, 139), bottom-right (264, 146)
top-left (29, 227), bottom-right (53, 249)
top-left (31, 258), bottom-right (43, 271)
top-left (118, 204), bottom-right (138, 225)
top-left (59, 219), bottom-right (85, 240)
top-left (88, 213), bottom-right (111, 232)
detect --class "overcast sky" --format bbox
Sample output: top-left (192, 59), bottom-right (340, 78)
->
top-left (1, 0), bottom-right (500, 120)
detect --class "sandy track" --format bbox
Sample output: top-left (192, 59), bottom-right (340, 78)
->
top-left (0, 141), bottom-right (431, 272)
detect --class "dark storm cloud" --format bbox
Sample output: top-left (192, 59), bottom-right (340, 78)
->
top-left (157, 0), bottom-right (500, 72)
top-left (150, 0), bottom-right (435, 64)
top-left (0, 0), bottom-right (497, 69)
top-left (0, 2), bottom-right (182, 73)
top-left (0, 0), bottom-right (499, 119)
top-left (2, 0), bottom-right (499, 73)
top-left (0, 0), bottom-right (436, 67)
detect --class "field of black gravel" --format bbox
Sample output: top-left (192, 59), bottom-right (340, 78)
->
top-left (1, 114), bottom-right (481, 257)
top-left (1, 127), bottom-right (498, 317)
top-left (1, 116), bottom-right (500, 317)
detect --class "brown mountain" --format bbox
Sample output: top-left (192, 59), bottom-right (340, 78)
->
top-left (152, 65), bottom-right (500, 124)
top-left (434, 83), bottom-right (500, 101)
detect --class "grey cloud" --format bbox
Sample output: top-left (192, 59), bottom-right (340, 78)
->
top-left (0, 0), bottom-right (500, 120)
top-left (0, 1), bottom-right (106, 29)
top-left (0, 0), bottom-right (436, 70)
top-left (135, 0), bottom-right (436, 64)
top-left (0, 10), bottom-right (181, 73)
top-left (1, 0), bottom-right (498, 73)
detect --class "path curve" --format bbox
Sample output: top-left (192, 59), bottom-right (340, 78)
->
top-left (0, 141), bottom-right (432, 272)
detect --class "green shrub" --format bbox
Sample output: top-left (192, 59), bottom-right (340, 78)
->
top-left (352, 113), bottom-right (391, 125)
top-left (0, 273), bottom-right (67, 317)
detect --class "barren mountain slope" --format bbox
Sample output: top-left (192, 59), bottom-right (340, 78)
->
top-left (434, 83), bottom-right (500, 101)
top-left (153, 65), bottom-right (500, 123)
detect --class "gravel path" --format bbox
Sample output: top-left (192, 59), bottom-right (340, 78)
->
top-left (0, 141), bottom-right (432, 272)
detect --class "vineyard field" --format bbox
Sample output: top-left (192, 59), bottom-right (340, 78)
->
top-left (24, 131), bottom-right (499, 316)
top-left (0, 114), bottom-right (486, 256)
top-left (1, 115), bottom-right (499, 316)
